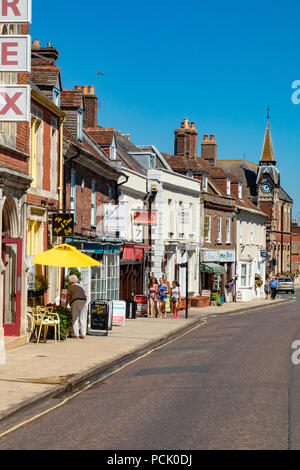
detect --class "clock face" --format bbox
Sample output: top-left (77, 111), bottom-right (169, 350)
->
top-left (260, 181), bottom-right (273, 194)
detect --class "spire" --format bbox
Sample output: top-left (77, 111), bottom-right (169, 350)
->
top-left (260, 107), bottom-right (276, 166)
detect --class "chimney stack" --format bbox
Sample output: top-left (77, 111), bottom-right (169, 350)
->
top-left (82, 84), bottom-right (98, 128)
top-left (201, 133), bottom-right (217, 166)
top-left (174, 118), bottom-right (198, 159)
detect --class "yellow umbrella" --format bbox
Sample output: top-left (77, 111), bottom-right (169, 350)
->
top-left (33, 243), bottom-right (104, 268)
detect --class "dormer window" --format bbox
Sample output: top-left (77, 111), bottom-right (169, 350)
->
top-left (238, 183), bottom-right (243, 200)
top-left (77, 109), bottom-right (83, 142)
top-left (226, 177), bottom-right (231, 196)
top-left (202, 175), bottom-right (208, 192)
top-left (52, 87), bottom-right (61, 107)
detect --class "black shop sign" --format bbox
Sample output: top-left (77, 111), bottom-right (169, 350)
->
top-left (52, 214), bottom-right (74, 238)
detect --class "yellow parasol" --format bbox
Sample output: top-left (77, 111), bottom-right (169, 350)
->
top-left (33, 243), bottom-right (104, 268)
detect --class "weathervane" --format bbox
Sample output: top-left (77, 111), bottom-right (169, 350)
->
top-left (267, 105), bottom-right (270, 120)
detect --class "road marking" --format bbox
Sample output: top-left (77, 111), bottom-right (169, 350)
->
top-left (0, 320), bottom-right (207, 440)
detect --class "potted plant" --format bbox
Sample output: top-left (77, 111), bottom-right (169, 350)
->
top-left (255, 273), bottom-right (263, 289)
top-left (34, 274), bottom-right (49, 298)
top-left (46, 304), bottom-right (73, 341)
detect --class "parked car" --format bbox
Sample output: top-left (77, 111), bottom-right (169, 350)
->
top-left (277, 276), bottom-right (294, 294)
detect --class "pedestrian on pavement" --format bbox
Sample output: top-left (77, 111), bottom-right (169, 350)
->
top-left (269, 276), bottom-right (279, 300)
top-left (170, 281), bottom-right (181, 319)
top-left (226, 278), bottom-right (235, 302)
top-left (66, 275), bottom-right (87, 339)
top-left (264, 279), bottom-right (270, 300)
top-left (158, 278), bottom-right (168, 318)
top-left (149, 277), bottom-right (158, 318)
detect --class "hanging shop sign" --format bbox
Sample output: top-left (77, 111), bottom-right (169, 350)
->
top-left (0, 35), bottom-right (31, 72)
top-left (103, 204), bottom-right (126, 233)
top-left (0, 0), bottom-right (32, 23)
top-left (133, 210), bottom-right (157, 226)
top-left (52, 214), bottom-right (74, 238)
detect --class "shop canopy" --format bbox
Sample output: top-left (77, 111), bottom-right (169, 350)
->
top-left (200, 263), bottom-right (226, 275)
top-left (33, 244), bottom-right (104, 268)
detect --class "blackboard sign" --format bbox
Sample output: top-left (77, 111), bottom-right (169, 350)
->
top-left (52, 214), bottom-right (74, 238)
top-left (88, 301), bottom-right (111, 336)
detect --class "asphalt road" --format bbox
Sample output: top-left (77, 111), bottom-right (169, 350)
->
top-left (0, 291), bottom-right (300, 450)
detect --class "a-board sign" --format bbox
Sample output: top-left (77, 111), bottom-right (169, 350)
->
top-left (134, 295), bottom-right (148, 316)
top-left (88, 301), bottom-right (112, 336)
top-left (111, 300), bottom-right (126, 327)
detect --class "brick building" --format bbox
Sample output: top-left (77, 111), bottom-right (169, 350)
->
top-left (165, 119), bottom-right (267, 300)
top-left (217, 116), bottom-right (293, 276)
top-left (291, 219), bottom-right (300, 274)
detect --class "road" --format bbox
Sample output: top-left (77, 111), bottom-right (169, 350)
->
top-left (0, 291), bottom-right (300, 450)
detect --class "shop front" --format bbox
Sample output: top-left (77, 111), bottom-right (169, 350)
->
top-left (201, 249), bottom-right (235, 299)
top-left (67, 238), bottom-right (122, 305)
top-left (119, 244), bottom-right (150, 301)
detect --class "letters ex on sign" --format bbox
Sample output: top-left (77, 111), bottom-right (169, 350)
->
top-left (0, 0), bottom-right (32, 23)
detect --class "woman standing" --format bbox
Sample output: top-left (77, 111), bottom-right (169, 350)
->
top-left (170, 281), bottom-right (180, 319)
top-left (149, 277), bottom-right (158, 318)
top-left (158, 278), bottom-right (168, 318)
top-left (66, 275), bottom-right (87, 339)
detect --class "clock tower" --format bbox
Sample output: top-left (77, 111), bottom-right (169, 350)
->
top-left (256, 110), bottom-right (292, 275)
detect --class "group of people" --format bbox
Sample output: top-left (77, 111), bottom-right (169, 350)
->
top-left (264, 276), bottom-right (279, 300)
top-left (149, 277), bottom-right (181, 319)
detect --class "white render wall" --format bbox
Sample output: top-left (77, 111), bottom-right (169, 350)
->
top-left (235, 211), bottom-right (267, 301)
top-left (148, 169), bottom-right (201, 296)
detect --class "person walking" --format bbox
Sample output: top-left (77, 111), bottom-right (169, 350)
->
top-left (170, 281), bottom-right (181, 319)
top-left (158, 278), bottom-right (168, 318)
top-left (264, 278), bottom-right (270, 300)
top-left (66, 275), bottom-right (87, 339)
top-left (269, 276), bottom-right (279, 300)
top-left (149, 277), bottom-right (158, 318)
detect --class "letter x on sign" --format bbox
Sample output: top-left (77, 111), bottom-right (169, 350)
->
top-left (0, 86), bottom-right (30, 121)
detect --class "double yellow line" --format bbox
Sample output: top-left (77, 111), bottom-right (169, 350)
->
top-left (0, 320), bottom-right (207, 440)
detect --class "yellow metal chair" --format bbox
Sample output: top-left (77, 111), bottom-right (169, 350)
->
top-left (27, 307), bottom-right (61, 343)
top-left (43, 308), bottom-right (61, 343)
top-left (27, 307), bottom-right (48, 344)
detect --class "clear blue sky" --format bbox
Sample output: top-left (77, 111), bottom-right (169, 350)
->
top-left (31, 0), bottom-right (300, 217)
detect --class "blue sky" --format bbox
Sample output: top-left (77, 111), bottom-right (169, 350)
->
top-left (31, 0), bottom-right (300, 217)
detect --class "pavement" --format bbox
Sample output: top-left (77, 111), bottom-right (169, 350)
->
top-left (0, 295), bottom-right (293, 424)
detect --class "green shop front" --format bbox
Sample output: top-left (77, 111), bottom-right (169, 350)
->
top-left (66, 238), bottom-right (123, 304)
top-left (200, 249), bottom-right (235, 297)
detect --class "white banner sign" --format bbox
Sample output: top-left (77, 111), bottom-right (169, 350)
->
top-left (0, 85), bottom-right (30, 121)
top-left (0, 0), bottom-right (32, 23)
top-left (0, 35), bottom-right (31, 72)
top-left (104, 204), bottom-right (126, 233)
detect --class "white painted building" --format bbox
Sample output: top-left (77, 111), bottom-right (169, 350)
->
top-left (235, 206), bottom-right (268, 301)
top-left (147, 168), bottom-right (201, 297)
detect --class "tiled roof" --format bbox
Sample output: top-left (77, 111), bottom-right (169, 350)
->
top-left (29, 66), bottom-right (60, 87)
top-left (85, 128), bottom-right (115, 146)
top-left (61, 89), bottom-right (82, 108)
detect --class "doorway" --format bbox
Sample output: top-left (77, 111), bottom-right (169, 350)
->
top-left (2, 238), bottom-right (22, 336)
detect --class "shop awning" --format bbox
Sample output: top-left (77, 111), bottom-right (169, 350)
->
top-left (121, 244), bottom-right (152, 261)
top-left (200, 263), bottom-right (226, 274)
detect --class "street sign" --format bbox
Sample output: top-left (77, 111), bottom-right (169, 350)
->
top-left (133, 210), bottom-right (158, 226)
top-left (0, 85), bottom-right (30, 121)
top-left (260, 250), bottom-right (269, 259)
top-left (0, 35), bottom-right (31, 72)
top-left (0, 0), bottom-right (32, 23)
top-left (52, 214), bottom-right (74, 238)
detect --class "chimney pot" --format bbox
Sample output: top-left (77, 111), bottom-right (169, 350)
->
top-left (82, 86), bottom-right (88, 95)
top-left (127, 134), bottom-right (131, 141)
top-left (89, 85), bottom-right (95, 95)
top-left (210, 134), bottom-right (215, 142)
top-left (203, 134), bottom-right (209, 142)
top-left (190, 121), bottom-right (195, 130)
top-left (183, 118), bottom-right (189, 129)
top-left (75, 86), bottom-right (81, 90)
top-left (32, 39), bottom-right (40, 48)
